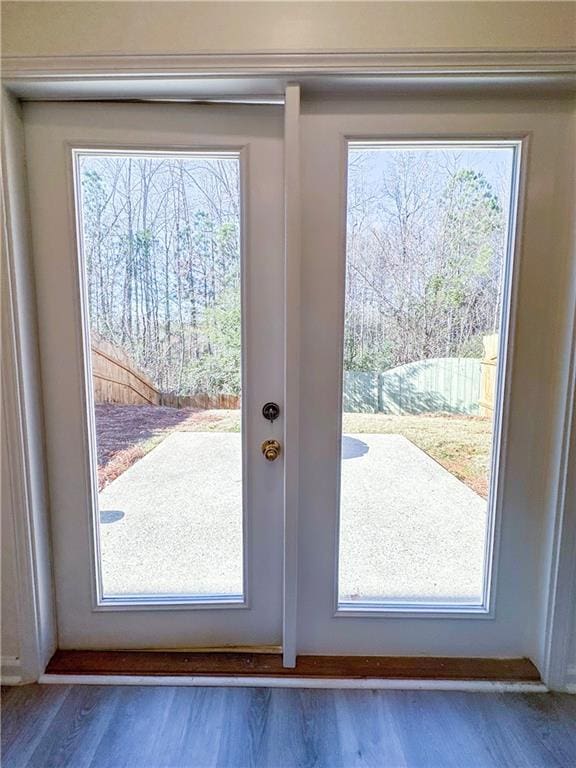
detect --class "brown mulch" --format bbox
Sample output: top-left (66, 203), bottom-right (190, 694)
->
top-left (94, 404), bottom-right (233, 490)
top-left (95, 405), bottom-right (490, 498)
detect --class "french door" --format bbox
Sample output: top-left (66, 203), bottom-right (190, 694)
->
top-left (24, 95), bottom-right (570, 664)
top-left (296, 96), bottom-right (568, 657)
top-left (24, 102), bottom-right (285, 649)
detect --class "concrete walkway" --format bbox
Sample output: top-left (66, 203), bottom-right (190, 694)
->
top-left (99, 432), bottom-right (486, 603)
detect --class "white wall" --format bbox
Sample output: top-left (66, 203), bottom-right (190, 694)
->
top-left (1, 0), bottom-right (575, 684)
top-left (2, 1), bottom-right (575, 57)
top-left (1, 397), bottom-right (21, 663)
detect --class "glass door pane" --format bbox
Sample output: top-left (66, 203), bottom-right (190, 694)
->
top-left (338, 141), bottom-right (520, 609)
top-left (75, 150), bottom-right (245, 604)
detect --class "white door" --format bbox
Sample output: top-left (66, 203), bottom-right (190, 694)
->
top-left (24, 102), bottom-right (285, 649)
top-left (296, 95), bottom-right (572, 657)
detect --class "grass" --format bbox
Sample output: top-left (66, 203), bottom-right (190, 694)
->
top-left (342, 413), bottom-right (492, 498)
top-left (96, 405), bottom-right (493, 498)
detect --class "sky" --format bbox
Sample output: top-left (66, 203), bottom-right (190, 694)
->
top-left (348, 143), bottom-right (518, 214)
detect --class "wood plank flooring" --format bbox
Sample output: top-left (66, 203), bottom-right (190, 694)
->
top-left (2, 684), bottom-right (575, 767)
top-left (45, 651), bottom-right (540, 681)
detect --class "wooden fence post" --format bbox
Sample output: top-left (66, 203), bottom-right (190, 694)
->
top-left (479, 334), bottom-right (499, 417)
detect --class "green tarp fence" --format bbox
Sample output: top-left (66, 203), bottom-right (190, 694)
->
top-left (343, 358), bottom-right (482, 415)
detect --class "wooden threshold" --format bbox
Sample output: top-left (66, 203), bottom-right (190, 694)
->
top-left (46, 651), bottom-right (540, 682)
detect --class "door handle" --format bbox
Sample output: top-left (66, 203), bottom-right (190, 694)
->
top-left (261, 439), bottom-right (281, 462)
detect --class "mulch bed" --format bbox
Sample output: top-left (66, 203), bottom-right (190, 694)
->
top-left (94, 404), bottom-right (227, 490)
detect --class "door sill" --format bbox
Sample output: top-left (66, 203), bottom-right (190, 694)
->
top-left (45, 651), bottom-right (541, 684)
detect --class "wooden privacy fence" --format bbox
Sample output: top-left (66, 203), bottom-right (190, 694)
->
top-left (92, 337), bottom-right (161, 406)
top-left (159, 392), bottom-right (240, 409)
top-left (91, 337), bottom-right (240, 409)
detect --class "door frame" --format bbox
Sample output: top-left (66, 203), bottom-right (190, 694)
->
top-left (2, 49), bottom-right (575, 687)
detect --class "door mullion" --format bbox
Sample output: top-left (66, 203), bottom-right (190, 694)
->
top-left (282, 83), bottom-right (302, 668)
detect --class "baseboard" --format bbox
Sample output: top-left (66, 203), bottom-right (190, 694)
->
top-left (1, 656), bottom-right (22, 685)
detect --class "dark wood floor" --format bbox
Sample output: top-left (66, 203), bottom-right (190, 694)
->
top-left (2, 684), bottom-right (576, 768)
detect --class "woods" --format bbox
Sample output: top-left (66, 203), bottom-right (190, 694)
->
top-left (79, 147), bottom-right (512, 398)
top-left (80, 153), bottom-right (241, 396)
top-left (344, 147), bottom-right (511, 372)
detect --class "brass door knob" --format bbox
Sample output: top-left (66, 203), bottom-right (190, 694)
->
top-left (261, 439), bottom-right (281, 461)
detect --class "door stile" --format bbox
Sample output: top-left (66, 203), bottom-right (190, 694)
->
top-left (282, 84), bottom-right (302, 668)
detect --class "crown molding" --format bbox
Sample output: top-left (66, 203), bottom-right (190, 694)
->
top-left (3, 50), bottom-right (574, 102)
top-left (3, 49), bottom-right (576, 80)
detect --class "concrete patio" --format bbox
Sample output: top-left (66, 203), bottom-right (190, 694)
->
top-left (339, 434), bottom-right (487, 604)
top-left (98, 432), bottom-right (487, 603)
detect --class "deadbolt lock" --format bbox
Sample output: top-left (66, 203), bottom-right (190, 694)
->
top-left (261, 439), bottom-right (281, 462)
